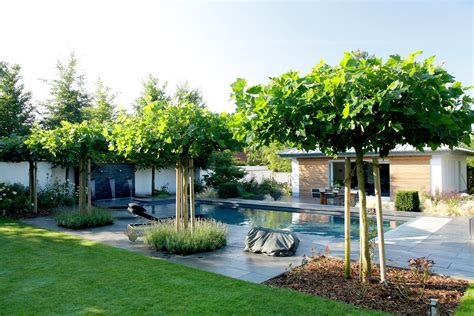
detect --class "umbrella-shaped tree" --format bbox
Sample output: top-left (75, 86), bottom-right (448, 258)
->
top-left (0, 135), bottom-right (44, 213)
top-left (26, 121), bottom-right (110, 214)
top-left (232, 51), bottom-right (472, 283)
top-left (107, 100), bottom-right (239, 230)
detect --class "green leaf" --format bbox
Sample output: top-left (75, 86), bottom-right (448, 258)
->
top-left (231, 79), bottom-right (246, 93)
top-left (342, 103), bottom-right (350, 119)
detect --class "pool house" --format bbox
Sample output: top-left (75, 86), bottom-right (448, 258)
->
top-left (278, 145), bottom-right (474, 200)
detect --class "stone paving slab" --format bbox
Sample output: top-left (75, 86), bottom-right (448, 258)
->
top-left (22, 210), bottom-right (474, 283)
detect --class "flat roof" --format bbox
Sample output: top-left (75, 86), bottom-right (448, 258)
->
top-left (277, 145), bottom-right (474, 158)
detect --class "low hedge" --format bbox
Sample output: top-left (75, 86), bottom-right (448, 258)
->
top-left (56, 208), bottom-right (114, 229)
top-left (395, 191), bottom-right (420, 212)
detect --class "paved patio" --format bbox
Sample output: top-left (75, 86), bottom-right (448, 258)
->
top-left (23, 202), bottom-right (474, 283)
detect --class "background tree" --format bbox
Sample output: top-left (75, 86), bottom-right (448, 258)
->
top-left (246, 143), bottom-right (292, 172)
top-left (83, 79), bottom-right (117, 122)
top-left (42, 53), bottom-right (91, 128)
top-left (174, 82), bottom-right (206, 108)
top-left (134, 74), bottom-right (170, 114)
top-left (26, 121), bottom-right (110, 214)
top-left (0, 62), bottom-right (34, 137)
top-left (232, 51), bottom-right (472, 283)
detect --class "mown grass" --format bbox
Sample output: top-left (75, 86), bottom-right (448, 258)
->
top-left (0, 217), bottom-right (385, 315)
top-left (457, 284), bottom-right (474, 315)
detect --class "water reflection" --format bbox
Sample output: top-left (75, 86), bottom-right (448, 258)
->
top-left (141, 204), bottom-right (403, 239)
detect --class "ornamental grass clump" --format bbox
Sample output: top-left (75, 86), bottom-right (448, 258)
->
top-left (143, 219), bottom-right (227, 255)
top-left (56, 208), bottom-right (114, 229)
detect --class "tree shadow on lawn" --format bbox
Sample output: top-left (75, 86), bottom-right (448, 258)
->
top-left (0, 218), bottom-right (386, 315)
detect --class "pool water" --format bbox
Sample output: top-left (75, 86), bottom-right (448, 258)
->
top-left (141, 203), bottom-right (403, 239)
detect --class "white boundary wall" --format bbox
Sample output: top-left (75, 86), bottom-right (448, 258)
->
top-left (241, 165), bottom-right (291, 185)
top-left (0, 161), bottom-right (70, 188)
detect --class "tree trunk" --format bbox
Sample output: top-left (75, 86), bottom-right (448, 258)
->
top-left (189, 158), bottom-right (196, 231)
top-left (344, 157), bottom-right (351, 279)
top-left (355, 148), bottom-right (371, 283)
top-left (29, 160), bottom-right (34, 212)
top-left (372, 156), bottom-right (387, 285)
top-left (29, 160), bottom-right (38, 214)
top-left (175, 160), bottom-right (182, 231)
top-left (183, 159), bottom-right (189, 229)
top-left (87, 158), bottom-right (92, 214)
top-left (65, 166), bottom-right (69, 183)
top-left (151, 167), bottom-right (155, 197)
top-left (78, 157), bottom-right (88, 215)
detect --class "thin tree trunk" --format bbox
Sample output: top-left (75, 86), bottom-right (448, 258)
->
top-left (33, 161), bottom-right (38, 214)
top-left (372, 156), bottom-right (387, 285)
top-left (175, 160), bottom-right (181, 231)
top-left (78, 157), bottom-right (87, 215)
top-left (183, 159), bottom-right (189, 229)
top-left (29, 160), bottom-right (34, 211)
top-left (356, 149), bottom-right (371, 283)
top-left (189, 158), bottom-right (195, 231)
top-left (151, 167), bottom-right (155, 197)
top-left (87, 158), bottom-right (92, 214)
top-left (65, 166), bottom-right (69, 183)
top-left (344, 157), bottom-right (351, 279)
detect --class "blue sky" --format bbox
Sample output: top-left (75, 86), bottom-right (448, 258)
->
top-left (0, 0), bottom-right (472, 112)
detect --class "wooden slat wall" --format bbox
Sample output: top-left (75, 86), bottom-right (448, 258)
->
top-left (298, 158), bottom-right (329, 197)
top-left (390, 156), bottom-right (431, 199)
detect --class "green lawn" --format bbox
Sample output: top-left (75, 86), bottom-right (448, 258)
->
top-left (457, 284), bottom-right (474, 315)
top-left (0, 218), bottom-right (383, 315)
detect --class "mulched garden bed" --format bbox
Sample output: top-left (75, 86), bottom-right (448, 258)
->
top-left (266, 256), bottom-right (468, 315)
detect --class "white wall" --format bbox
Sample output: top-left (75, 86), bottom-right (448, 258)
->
top-left (0, 161), bottom-right (71, 189)
top-left (135, 167), bottom-right (199, 197)
top-left (241, 166), bottom-right (291, 185)
top-left (430, 153), bottom-right (468, 194)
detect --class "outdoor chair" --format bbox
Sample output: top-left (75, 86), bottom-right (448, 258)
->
top-left (311, 188), bottom-right (320, 199)
top-left (324, 190), bottom-right (335, 205)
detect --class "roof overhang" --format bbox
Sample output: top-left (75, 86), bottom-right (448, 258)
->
top-left (277, 146), bottom-right (474, 159)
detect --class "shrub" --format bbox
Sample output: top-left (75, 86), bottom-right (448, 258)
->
top-left (217, 182), bottom-right (241, 198)
top-left (240, 178), bottom-right (289, 201)
top-left (38, 179), bottom-right (76, 209)
top-left (395, 191), bottom-right (420, 212)
top-left (203, 151), bottom-right (246, 189)
top-left (153, 185), bottom-right (170, 198)
top-left (0, 182), bottom-right (30, 213)
top-left (197, 187), bottom-right (218, 198)
top-left (193, 179), bottom-right (205, 194)
top-left (56, 208), bottom-right (114, 229)
top-left (143, 219), bottom-right (227, 255)
top-left (421, 192), bottom-right (473, 216)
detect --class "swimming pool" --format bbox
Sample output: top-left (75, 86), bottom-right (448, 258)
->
top-left (140, 203), bottom-right (403, 239)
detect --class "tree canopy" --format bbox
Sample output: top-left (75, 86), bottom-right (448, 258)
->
top-left (0, 62), bottom-right (34, 137)
top-left (107, 100), bottom-right (239, 169)
top-left (26, 121), bottom-right (109, 166)
top-left (232, 51), bottom-right (472, 156)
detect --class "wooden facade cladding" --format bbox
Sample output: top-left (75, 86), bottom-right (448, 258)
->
top-left (297, 155), bottom-right (432, 199)
top-left (389, 156), bottom-right (431, 198)
top-left (298, 158), bottom-right (329, 197)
